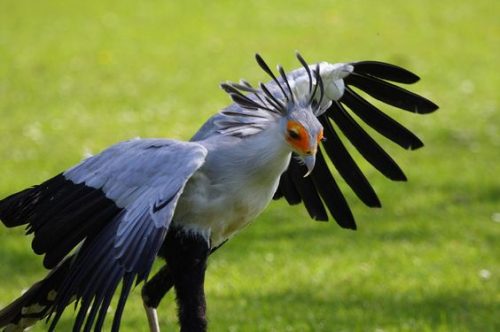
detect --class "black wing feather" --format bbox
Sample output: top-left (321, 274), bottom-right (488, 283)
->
top-left (341, 87), bottom-right (424, 150)
top-left (93, 272), bottom-right (119, 331)
top-left (319, 116), bottom-right (381, 207)
top-left (0, 174), bottom-right (67, 228)
top-left (42, 204), bottom-right (120, 269)
top-left (288, 158), bottom-right (328, 221)
top-left (274, 59), bottom-right (437, 227)
top-left (111, 274), bottom-right (135, 332)
top-left (351, 60), bottom-right (420, 84)
top-left (28, 181), bottom-right (87, 233)
top-left (345, 72), bottom-right (438, 114)
top-left (310, 149), bottom-right (356, 229)
top-left (48, 207), bottom-right (168, 332)
top-left (273, 170), bottom-right (302, 205)
top-left (327, 101), bottom-right (407, 181)
top-left (0, 173), bottom-right (121, 269)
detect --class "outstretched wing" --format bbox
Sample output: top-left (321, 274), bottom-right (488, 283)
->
top-left (273, 60), bottom-right (438, 229)
top-left (0, 138), bottom-right (207, 331)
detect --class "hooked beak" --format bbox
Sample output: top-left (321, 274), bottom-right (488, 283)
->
top-left (302, 154), bottom-right (316, 177)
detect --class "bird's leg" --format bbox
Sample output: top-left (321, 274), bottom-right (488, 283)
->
top-left (143, 301), bottom-right (161, 332)
top-left (142, 264), bottom-right (175, 332)
top-left (164, 229), bottom-right (210, 332)
top-left (141, 234), bottom-right (220, 332)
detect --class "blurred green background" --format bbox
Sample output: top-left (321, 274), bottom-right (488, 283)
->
top-left (0, 0), bottom-right (498, 331)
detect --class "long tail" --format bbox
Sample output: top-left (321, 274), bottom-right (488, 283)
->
top-left (0, 256), bottom-right (73, 332)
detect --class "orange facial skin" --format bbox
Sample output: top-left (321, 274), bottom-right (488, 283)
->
top-left (286, 120), bottom-right (322, 155)
top-left (316, 129), bottom-right (324, 143)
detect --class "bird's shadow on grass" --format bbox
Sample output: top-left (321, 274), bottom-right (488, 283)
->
top-left (240, 219), bottom-right (444, 245)
top-left (213, 288), bottom-right (498, 331)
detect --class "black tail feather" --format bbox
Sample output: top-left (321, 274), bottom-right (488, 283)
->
top-left (0, 256), bottom-right (73, 331)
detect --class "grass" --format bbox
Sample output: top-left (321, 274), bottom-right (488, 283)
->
top-left (0, 0), bottom-right (499, 331)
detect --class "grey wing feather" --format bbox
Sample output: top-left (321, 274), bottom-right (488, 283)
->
top-left (48, 138), bottom-right (207, 331)
top-left (65, 138), bottom-right (207, 209)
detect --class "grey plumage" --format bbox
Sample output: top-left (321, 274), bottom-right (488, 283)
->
top-left (0, 53), bottom-right (438, 332)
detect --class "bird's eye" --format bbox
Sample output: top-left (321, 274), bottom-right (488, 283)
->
top-left (317, 129), bottom-right (325, 143)
top-left (288, 129), bottom-right (301, 140)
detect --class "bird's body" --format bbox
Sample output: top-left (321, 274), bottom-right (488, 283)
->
top-left (178, 121), bottom-right (291, 247)
top-left (0, 53), bottom-right (437, 332)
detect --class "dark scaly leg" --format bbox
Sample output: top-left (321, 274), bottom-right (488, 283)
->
top-left (167, 231), bottom-right (210, 332)
top-left (145, 228), bottom-right (209, 332)
top-left (142, 265), bottom-right (174, 332)
top-left (141, 232), bottom-right (224, 331)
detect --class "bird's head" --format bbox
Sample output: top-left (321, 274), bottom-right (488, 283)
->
top-left (283, 103), bottom-right (324, 177)
top-left (220, 52), bottom-right (331, 176)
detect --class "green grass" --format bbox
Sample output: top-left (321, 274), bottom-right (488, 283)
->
top-left (0, 0), bottom-right (499, 331)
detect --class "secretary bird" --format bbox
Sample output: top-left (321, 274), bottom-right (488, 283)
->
top-left (0, 52), bottom-right (438, 331)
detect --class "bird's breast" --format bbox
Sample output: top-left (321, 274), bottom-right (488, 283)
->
top-left (173, 168), bottom-right (282, 247)
top-left (172, 139), bottom-right (291, 248)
